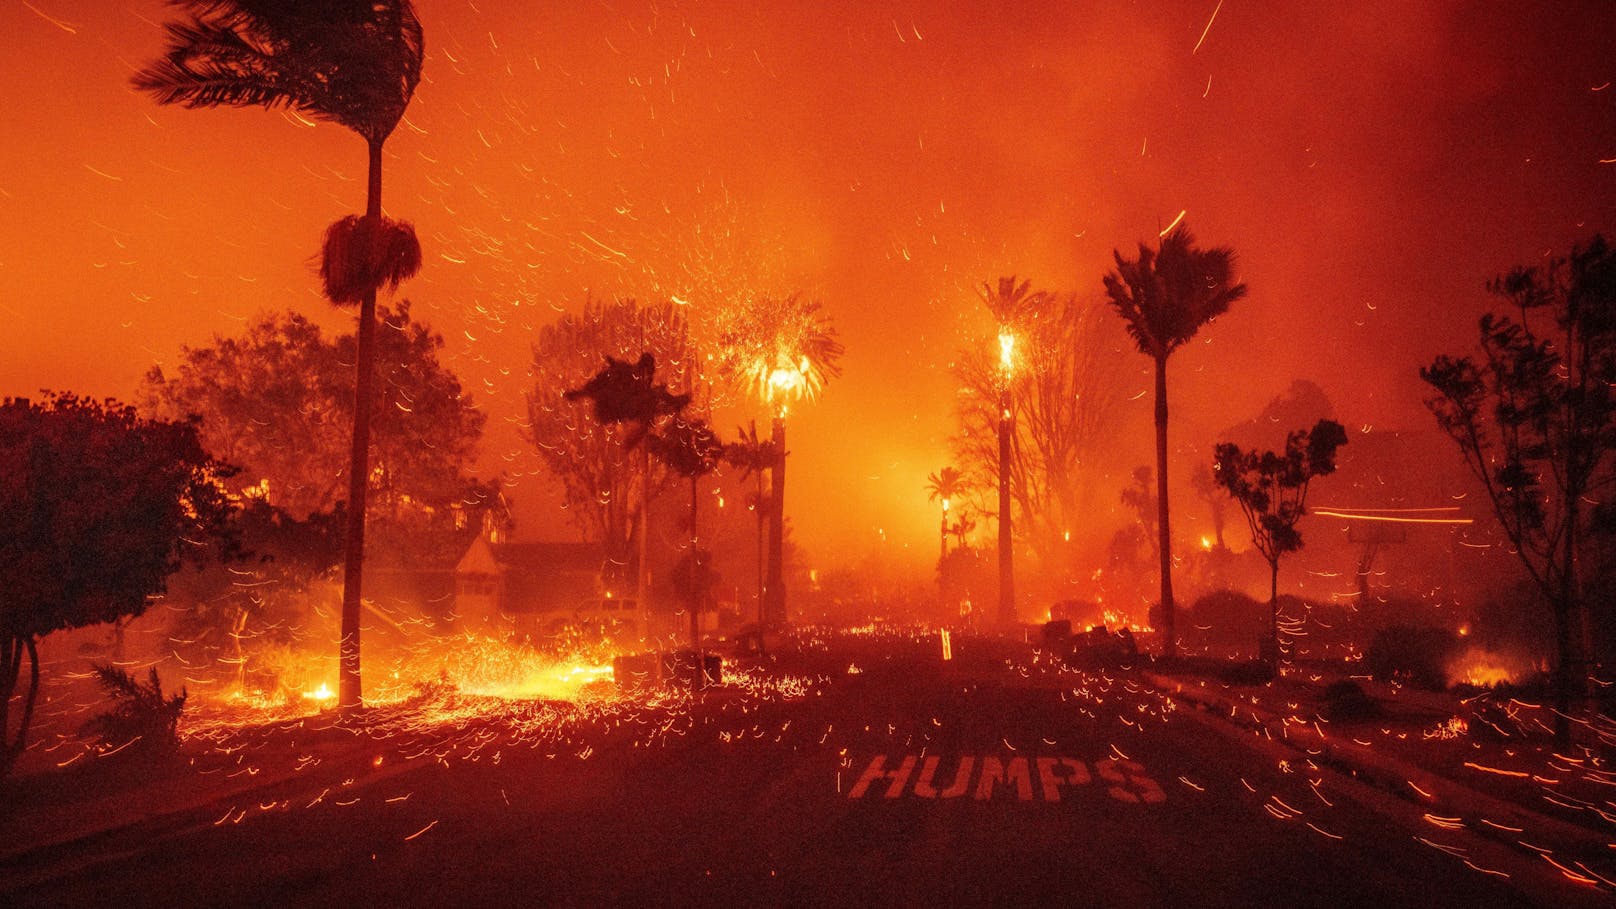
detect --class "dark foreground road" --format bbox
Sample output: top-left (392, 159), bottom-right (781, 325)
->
top-left (1, 631), bottom-right (1604, 907)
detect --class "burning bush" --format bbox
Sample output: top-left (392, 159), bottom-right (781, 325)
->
top-left (82, 665), bottom-right (187, 759)
top-left (1445, 648), bottom-right (1530, 689)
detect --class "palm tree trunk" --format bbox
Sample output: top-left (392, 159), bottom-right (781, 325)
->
top-left (756, 471), bottom-right (765, 625)
top-left (690, 475), bottom-right (700, 654)
top-left (639, 441), bottom-right (650, 637)
top-left (1154, 355), bottom-right (1176, 661)
top-left (1268, 559), bottom-right (1280, 666)
top-left (338, 139), bottom-right (385, 710)
top-left (1552, 492), bottom-right (1578, 749)
top-left (998, 387), bottom-right (1014, 627)
top-left (765, 416), bottom-right (786, 625)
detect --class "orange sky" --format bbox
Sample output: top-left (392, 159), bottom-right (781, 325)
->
top-left (1, 1), bottom-right (1613, 568)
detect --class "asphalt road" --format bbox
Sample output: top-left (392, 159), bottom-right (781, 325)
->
top-left (0, 631), bottom-right (1601, 907)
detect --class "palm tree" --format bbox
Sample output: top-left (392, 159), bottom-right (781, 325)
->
top-left (925, 467), bottom-right (967, 564)
top-left (650, 416), bottom-right (723, 659)
top-left (724, 421), bottom-right (777, 624)
top-left (979, 277), bottom-right (1050, 627)
top-left (715, 294), bottom-right (843, 625)
top-left (134, 1), bottom-right (425, 709)
top-left (1103, 224), bottom-right (1247, 660)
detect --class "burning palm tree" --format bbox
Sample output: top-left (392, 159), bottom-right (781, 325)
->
top-left (134, 0), bottom-right (426, 709)
top-left (715, 294), bottom-right (843, 625)
top-left (925, 467), bottom-right (968, 564)
top-left (980, 276), bottom-right (1050, 627)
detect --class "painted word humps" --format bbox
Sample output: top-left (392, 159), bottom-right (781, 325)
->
top-left (847, 754), bottom-right (1167, 804)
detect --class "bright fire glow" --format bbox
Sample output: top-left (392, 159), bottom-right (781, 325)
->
top-left (1446, 648), bottom-right (1526, 688)
top-left (997, 331), bottom-right (1015, 372)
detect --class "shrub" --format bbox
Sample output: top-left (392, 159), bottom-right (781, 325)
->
top-left (1364, 625), bottom-right (1459, 690)
top-left (82, 665), bottom-right (187, 758)
top-left (1321, 679), bottom-right (1378, 721)
top-left (1217, 659), bottom-right (1275, 686)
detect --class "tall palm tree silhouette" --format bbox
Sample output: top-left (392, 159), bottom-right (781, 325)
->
top-left (724, 421), bottom-right (777, 624)
top-left (650, 416), bottom-right (723, 655)
top-left (1103, 224), bottom-right (1246, 660)
top-left (134, 1), bottom-right (425, 709)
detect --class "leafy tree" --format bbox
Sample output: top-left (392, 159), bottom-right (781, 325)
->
top-left (713, 293), bottom-right (843, 624)
top-left (528, 300), bottom-right (704, 573)
top-left (1213, 419), bottom-right (1348, 665)
top-left (0, 394), bottom-right (236, 777)
top-left (1422, 234), bottom-right (1616, 747)
top-left (134, 0), bottom-right (427, 709)
top-left (1104, 224), bottom-right (1248, 659)
top-left (952, 292), bottom-right (1130, 597)
top-left (141, 303), bottom-right (493, 567)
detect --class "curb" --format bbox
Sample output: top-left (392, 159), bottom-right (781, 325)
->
top-left (1142, 671), bottom-right (1615, 867)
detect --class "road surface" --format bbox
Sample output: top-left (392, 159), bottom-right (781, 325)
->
top-left (0, 631), bottom-right (1603, 907)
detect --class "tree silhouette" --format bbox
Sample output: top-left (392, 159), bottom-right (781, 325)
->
top-left (1213, 419), bottom-right (1348, 666)
top-left (952, 292), bottom-right (1130, 584)
top-left (723, 421), bottom-right (778, 624)
top-left (134, 0), bottom-right (426, 710)
top-left (650, 416), bottom-right (724, 652)
top-left (565, 350), bottom-right (692, 618)
top-left (1422, 234), bottom-right (1616, 748)
top-left (0, 394), bottom-right (237, 778)
top-left (925, 467), bottom-right (969, 564)
top-left (528, 300), bottom-right (703, 566)
top-left (979, 277), bottom-right (1049, 626)
top-left (1104, 224), bottom-right (1247, 660)
top-left (141, 304), bottom-right (492, 566)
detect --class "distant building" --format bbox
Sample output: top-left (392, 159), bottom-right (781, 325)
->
top-left (453, 526), bottom-right (642, 638)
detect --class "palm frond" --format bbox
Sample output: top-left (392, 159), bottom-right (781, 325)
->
top-left (134, 1), bottom-right (423, 144)
top-left (320, 215), bottom-right (422, 305)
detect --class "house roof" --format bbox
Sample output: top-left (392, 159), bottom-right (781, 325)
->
top-left (489, 541), bottom-right (607, 573)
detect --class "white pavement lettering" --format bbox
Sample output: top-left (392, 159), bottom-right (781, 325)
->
top-left (848, 754), bottom-right (1166, 804)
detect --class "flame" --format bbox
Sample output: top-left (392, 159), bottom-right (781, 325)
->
top-left (1446, 648), bottom-right (1525, 688)
top-left (997, 331), bottom-right (1015, 372)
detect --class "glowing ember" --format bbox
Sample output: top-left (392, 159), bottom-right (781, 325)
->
top-left (301, 682), bottom-right (335, 703)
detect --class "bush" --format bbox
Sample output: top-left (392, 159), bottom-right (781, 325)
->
top-left (1217, 659), bottom-right (1275, 686)
top-left (82, 665), bottom-right (187, 758)
top-left (1184, 591), bottom-right (1267, 645)
top-left (1364, 625), bottom-right (1459, 690)
top-left (1321, 679), bottom-right (1378, 721)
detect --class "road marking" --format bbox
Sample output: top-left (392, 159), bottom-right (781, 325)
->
top-left (848, 754), bottom-right (1167, 804)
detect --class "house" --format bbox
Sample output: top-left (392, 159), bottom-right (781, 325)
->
top-left (453, 528), bottom-right (643, 639)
